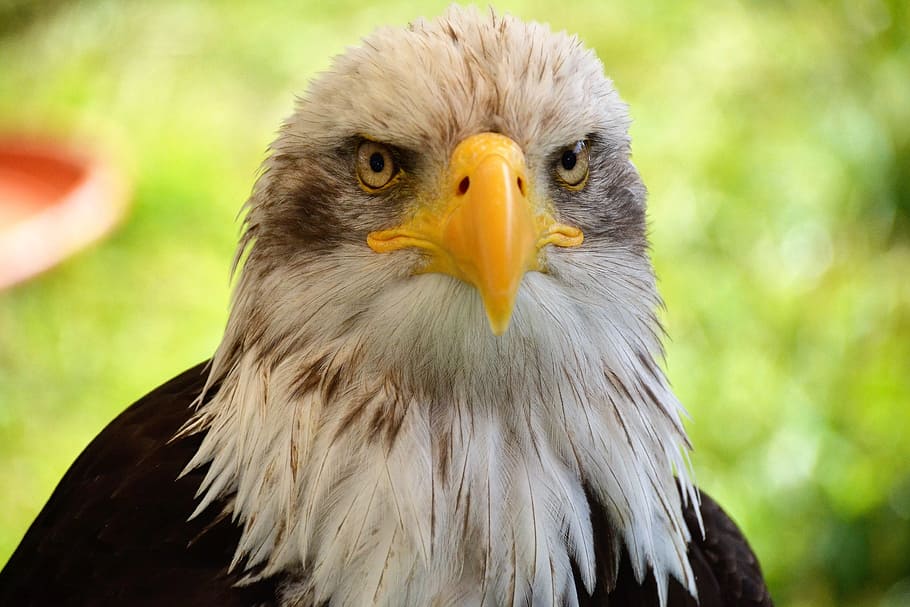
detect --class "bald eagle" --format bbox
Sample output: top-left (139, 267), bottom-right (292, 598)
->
top-left (0, 7), bottom-right (772, 607)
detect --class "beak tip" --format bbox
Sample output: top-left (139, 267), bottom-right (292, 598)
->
top-left (479, 283), bottom-right (521, 336)
top-left (484, 305), bottom-right (513, 336)
top-left (489, 319), bottom-right (510, 336)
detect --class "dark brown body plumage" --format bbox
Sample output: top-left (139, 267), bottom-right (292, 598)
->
top-left (0, 364), bottom-right (771, 606)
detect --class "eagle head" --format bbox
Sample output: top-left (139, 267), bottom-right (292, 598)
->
top-left (184, 7), bottom-right (697, 607)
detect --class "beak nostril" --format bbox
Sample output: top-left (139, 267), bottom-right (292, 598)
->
top-left (457, 176), bottom-right (470, 195)
top-left (516, 176), bottom-right (525, 196)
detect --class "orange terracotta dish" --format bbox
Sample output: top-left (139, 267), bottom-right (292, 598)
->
top-left (0, 138), bottom-right (128, 289)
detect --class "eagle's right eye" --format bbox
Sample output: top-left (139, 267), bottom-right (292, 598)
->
top-left (356, 141), bottom-right (399, 191)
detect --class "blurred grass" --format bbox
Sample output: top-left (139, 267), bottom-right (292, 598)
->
top-left (0, 1), bottom-right (908, 605)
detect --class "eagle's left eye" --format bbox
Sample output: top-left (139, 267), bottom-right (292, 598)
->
top-left (356, 141), bottom-right (399, 191)
top-left (554, 140), bottom-right (590, 189)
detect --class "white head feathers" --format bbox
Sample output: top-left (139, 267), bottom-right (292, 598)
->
top-left (182, 7), bottom-right (699, 607)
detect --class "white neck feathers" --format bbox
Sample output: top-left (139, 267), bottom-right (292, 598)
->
top-left (181, 247), bottom-right (699, 607)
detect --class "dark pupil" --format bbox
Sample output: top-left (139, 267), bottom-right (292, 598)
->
top-left (369, 152), bottom-right (385, 173)
top-left (561, 150), bottom-right (577, 171)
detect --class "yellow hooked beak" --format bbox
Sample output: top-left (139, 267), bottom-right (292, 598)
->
top-left (367, 133), bottom-right (583, 335)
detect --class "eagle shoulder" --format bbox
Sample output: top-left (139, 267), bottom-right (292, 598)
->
top-left (581, 488), bottom-right (773, 606)
top-left (682, 492), bottom-right (774, 607)
top-left (0, 363), bottom-right (280, 606)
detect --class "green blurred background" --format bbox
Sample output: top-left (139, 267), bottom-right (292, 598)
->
top-left (0, 0), bottom-right (908, 605)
